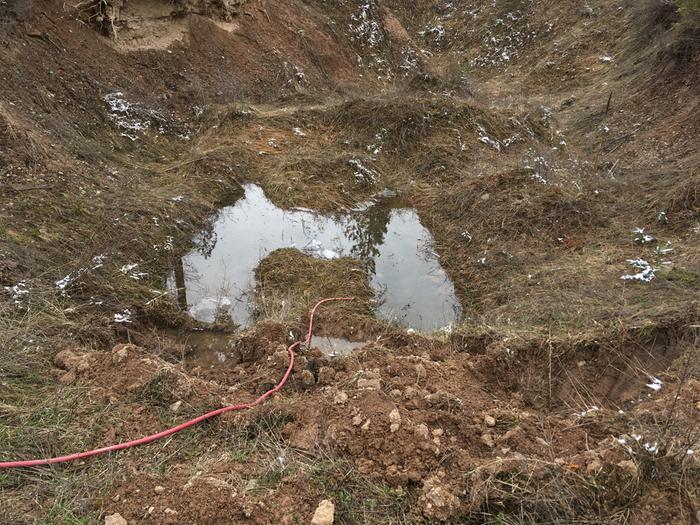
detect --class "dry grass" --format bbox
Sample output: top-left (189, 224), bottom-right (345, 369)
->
top-left (252, 248), bottom-right (374, 329)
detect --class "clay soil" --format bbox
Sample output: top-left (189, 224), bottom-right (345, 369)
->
top-left (1, 0), bottom-right (699, 523)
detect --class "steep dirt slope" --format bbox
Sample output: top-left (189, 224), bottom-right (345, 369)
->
top-left (1, 0), bottom-right (699, 524)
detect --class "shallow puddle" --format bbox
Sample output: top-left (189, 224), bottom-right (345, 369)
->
top-left (309, 337), bottom-right (367, 357)
top-left (173, 184), bottom-right (460, 331)
top-left (177, 330), bottom-right (237, 369)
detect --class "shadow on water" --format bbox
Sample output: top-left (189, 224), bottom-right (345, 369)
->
top-left (170, 184), bottom-right (460, 331)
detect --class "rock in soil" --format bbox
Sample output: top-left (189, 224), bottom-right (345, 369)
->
top-left (311, 499), bottom-right (335, 525)
top-left (104, 513), bottom-right (127, 525)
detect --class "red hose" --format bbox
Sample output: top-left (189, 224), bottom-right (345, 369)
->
top-left (0, 297), bottom-right (354, 469)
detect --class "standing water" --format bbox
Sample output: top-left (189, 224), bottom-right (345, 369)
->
top-left (173, 184), bottom-right (460, 331)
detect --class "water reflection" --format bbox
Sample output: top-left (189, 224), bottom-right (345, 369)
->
top-left (173, 184), bottom-right (460, 331)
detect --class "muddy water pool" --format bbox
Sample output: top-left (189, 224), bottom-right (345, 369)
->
top-left (172, 184), bottom-right (459, 331)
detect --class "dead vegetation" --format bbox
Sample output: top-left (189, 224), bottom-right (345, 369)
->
top-left (252, 248), bottom-right (374, 328)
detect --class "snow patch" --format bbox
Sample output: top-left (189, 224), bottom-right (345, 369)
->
top-left (621, 259), bottom-right (655, 283)
top-left (646, 376), bottom-right (663, 391)
top-left (348, 158), bottom-right (380, 185)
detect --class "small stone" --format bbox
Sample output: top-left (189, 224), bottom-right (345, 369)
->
top-left (361, 418), bottom-right (371, 432)
top-left (333, 391), bottom-right (348, 405)
top-left (164, 508), bottom-right (178, 515)
top-left (616, 459), bottom-right (638, 478)
top-left (147, 506), bottom-right (155, 514)
top-left (424, 391), bottom-right (461, 409)
top-left (414, 424), bottom-right (430, 440)
top-left (432, 428), bottom-right (444, 437)
top-left (481, 432), bottom-right (495, 448)
top-left (577, 360), bottom-right (586, 368)
top-left (389, 389), bottom-right (402, 398)
top-left (389, 408), bottom-right (401, 425)
top-left (154, 485), bottom-right (165, 494)
top-left (169, 400), bottom-right (182, 413)
top-left (415, 363), bottom-right (426, 379)
top-left (484, 415), bottom-right (496, 427)
top-left (357, 377), bottom-right (381, 390)
top-left (535, 436), bottom-right (549, 447)
top-left (311, 499), bottom-right (335, 525)
top-left (695, 401), bottom-right (700, 411)
top-left (54, 349), bottom-right (79, 370)
top-left (299, 369), bottom-right (315, 387)
top-left (352, 414), bottom-right (363, 426)
top-left (318, 366), bottom-right (336, 385)
top-left (419, 476), bottom-right (460, 521)
top-left (105, 513), bottom-right (127, 525)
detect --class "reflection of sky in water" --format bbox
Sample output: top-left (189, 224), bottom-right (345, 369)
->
top-left (174, 184), bottom-right (460, 331)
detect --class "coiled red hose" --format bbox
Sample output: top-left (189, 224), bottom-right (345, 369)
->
top-left (0, 297), bottom-right (353, 469)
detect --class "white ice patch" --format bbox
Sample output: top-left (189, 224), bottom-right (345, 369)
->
top-left (171, 195), bottom-right (185, 202)
top-left (366, 128), bottom-right (387, 157)
top-left (646, 376), bottom-right (663, 391)
top-left (654, 242), bottom-right (673, 255)
top-left (4, 280), bottom-right (29, 304)
top-left (92, 255), bottom-right (107, 269)
top-left (55, 274), bottom-right (72, 291)
top-left (321, 249), bottom-right (340, 260)
top-left (350, 2), bottom-right (383, 48)
top-left (114, 309), bottom-right (133, 323)
top-left (643, 442), bottom-right (659, 454)
top-left (348, 159), bottom-right (380, 185)
top-left (578, 406), bottom-right (599, 418)
top-left (104, 92), bottom-right (167, 141)
top-left (600, 54), bottom-right (614, 63)
top-left (163, 236), bottom-right (174, 251)
top-left (104, 92), bottom-right (150, 141)
top-left (477, 125), bottom-right (501, 151)
top-left (400, 47), bottom-right (420, 76)
top-left (55, 254), bottom-right (107, 292)
top-left (292, 127), bottom-right (306, 136)
top-left (523, 149), bottom-right (549, 184)
top-left (120, 263), bottom-right (148, 280)
top-left (471, 10), bottom-right (536, 67)
top-left (419, 24), bottom-right (445, 44)
top-left (621, 259), bottom-right (656, 283)
top-left (633, 227), bottom-right (655, 245)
